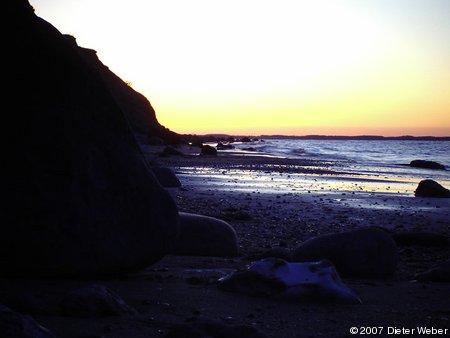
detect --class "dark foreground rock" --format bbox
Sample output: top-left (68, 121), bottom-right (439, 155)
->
top-left (219, 258), bottom-right (361, 304)
top-left (60, 285), bottom-right (137, 317)
top-left (292, 227), bottom-right (398, 277)
top-left (409, 160), bottom-right (445, 170)
top-left (0, 304), bottom-right (54, 338)
top-left (3, 1), bottom-right (179, 277)
top-left (165, 318), bottom-right (268, 338)
top-left (172, 213), bottom-right (239, 257)
top-left (414, 180), bottom-right (450, 198)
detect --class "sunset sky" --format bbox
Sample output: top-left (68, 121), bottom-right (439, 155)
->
top-left (31, 0), bottom-right (450, 136)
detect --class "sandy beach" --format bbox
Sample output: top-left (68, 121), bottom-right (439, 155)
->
top-left (2, 144), bottom-right (448, 337)
top-left (154, 144), bottom-right (450, 253)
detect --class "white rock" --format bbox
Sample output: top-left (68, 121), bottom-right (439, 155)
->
top-left (219, 258), bottom-right (361, 304)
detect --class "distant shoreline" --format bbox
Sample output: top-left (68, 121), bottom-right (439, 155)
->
top-left (195, 134), bottom-right (450, 141)
top-left (258, 135), bottom-right (450, 141)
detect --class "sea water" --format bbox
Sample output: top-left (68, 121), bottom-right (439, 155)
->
top-left (227, 139), bottom-right (450, 184)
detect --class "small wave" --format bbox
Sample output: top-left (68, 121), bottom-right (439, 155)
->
top-left (247, 139), bottom-right (450, 176)
top-left (290, 149), bottom-right (321, 158)
top-left (290, 148), bottom-right (306, 155)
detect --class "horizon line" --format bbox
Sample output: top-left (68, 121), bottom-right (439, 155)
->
top-left (181, 133), bottom-right (450, 140)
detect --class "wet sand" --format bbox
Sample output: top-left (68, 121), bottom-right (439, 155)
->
top-left (156, 145), bottom-right (449, 257)
top-left (1, 145), bottom-right (449, 337)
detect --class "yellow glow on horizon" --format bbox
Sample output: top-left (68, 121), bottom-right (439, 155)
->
top-left (31, 0), bottom-right (450, 136)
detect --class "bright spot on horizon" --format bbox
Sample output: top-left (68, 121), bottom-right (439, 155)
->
top-left (31, 0), bottom-right (450, 136)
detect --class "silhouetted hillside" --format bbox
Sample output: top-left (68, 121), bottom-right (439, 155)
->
top-left (67, 36), bottom-right (180, 143)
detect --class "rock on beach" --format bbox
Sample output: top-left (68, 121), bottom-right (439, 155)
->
top-left (414, 180), bottom-right (450, 198)
top-left (219, 258), bottom-right (361, 304)
top-left (201, 145), bottom-right (218, 156)
top-left (292, 227), bottom-right (398, 277)
top-left (409, 160), bottom-right (445, 170)
top-left (172, 212), bottom-right (239, 257)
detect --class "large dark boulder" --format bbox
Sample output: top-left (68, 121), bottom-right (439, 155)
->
top-left (409, 160), bottom-right (445, 170)
top-left (414, 180), bottom-right (450, 198)
top-left (2, 1), bottom-right (179, 277)
top-left (292, 228), bottom-right (398, 277)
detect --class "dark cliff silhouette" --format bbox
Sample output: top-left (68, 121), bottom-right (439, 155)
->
top-left (67, 36), bottom-right (180, 143)
top-left (2, 0), bottom-right (179, 277)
